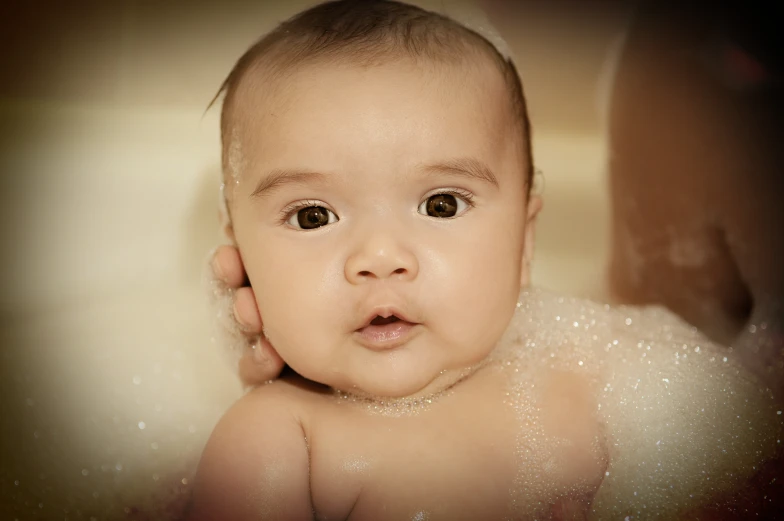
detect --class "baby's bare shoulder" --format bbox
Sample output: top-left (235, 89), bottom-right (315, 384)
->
top-left (184, 378), bottom-right (318, 521)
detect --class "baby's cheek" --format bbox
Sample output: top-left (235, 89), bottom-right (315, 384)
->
top-left (469, 236), bottom-right (522, 296)
top-left (431, 260), bottom-right (517, 349)
top-left (255, 267), bottom-right (337, 356)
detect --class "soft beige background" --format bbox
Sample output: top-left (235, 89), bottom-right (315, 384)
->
top-left (0, 1), bottom-right (629, 518)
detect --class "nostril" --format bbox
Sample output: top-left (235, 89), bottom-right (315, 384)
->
top-left (353, 268), bottom-right (408, 279)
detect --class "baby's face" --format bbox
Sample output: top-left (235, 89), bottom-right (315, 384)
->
top-left (231, 58), bottom-right (539, 397)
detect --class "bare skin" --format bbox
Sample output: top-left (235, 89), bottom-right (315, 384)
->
top-left (186, 362), bottom-right (605, 521)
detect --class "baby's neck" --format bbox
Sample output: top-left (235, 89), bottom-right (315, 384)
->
top-left (332, 361), bottom-right (490, 416)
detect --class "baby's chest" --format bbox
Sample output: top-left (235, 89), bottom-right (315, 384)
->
top-left (310, 417), bottom-right (518, 520)
top-left (308, 384), bottom-right (604, 520)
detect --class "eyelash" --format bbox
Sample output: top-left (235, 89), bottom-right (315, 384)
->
top-left (277, 188), bottom-right (476, 226)
top-left (278, 199), bottom-right (333, 225)
top-left (425, 188), bottom-right (476, 210)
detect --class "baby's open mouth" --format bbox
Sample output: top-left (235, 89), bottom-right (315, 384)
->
top-left (369, 315), bottom-right (401, 326)
top-left (356, 313), bottom-right (417, 349)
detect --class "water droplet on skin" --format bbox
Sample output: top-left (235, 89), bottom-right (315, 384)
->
top-left (138, 421), bottom-right (146, 430)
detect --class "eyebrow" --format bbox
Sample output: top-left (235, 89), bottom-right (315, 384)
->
top-left (250, 170), bottom-right (329, 199)
top-left (421, 157), bottom-right (499, 189)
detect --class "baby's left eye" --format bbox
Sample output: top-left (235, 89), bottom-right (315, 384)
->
top-left (418, 193), bottom-right (470, 218)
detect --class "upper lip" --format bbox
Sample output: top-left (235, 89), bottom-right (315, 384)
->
top-left (356, 306), bottom-right (418, 330)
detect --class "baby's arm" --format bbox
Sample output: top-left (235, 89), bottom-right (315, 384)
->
top-left (183, 387), bottom-right (313, 521)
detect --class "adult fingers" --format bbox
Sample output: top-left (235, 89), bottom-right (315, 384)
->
top-left (212, 244), bottom-right (247, 288)
top-left (234, 286), bottom-right (263, 334)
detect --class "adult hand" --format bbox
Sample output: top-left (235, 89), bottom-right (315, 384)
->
top-left (211, 245), bottom-right (284, 388)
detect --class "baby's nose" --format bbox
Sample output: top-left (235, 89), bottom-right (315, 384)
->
top-left (344, 235), bottom-right (418, 284)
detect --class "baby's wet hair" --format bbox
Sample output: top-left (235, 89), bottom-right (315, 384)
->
top-left (210, 0), bottom-right (533, 200)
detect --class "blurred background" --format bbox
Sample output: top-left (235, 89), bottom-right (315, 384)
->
top-left (3, 0), bottom-right (779, 519)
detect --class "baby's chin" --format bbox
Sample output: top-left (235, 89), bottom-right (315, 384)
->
top-left (312, 361), bottom-right (483, 401)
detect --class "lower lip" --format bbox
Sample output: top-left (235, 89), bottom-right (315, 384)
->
top-left (355, 321), bottom-right (418, 350)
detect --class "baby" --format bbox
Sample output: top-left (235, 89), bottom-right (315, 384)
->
top-left (187, 1), bottom-right (783, 519)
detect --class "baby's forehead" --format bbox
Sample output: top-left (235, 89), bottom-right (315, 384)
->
top-left (231, 55), bottom-right (516, 148)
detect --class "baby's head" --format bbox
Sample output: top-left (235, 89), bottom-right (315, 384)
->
top-left (216, 0), bottom-right (541, 398)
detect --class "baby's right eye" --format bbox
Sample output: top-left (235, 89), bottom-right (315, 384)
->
top-left (286, 205), bottom-right (339, 230)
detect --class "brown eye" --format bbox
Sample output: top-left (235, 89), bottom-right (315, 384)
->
top-left (422, 194), bottom-right (461, 218)
top-left (288, 205), bottom-right (337, 230)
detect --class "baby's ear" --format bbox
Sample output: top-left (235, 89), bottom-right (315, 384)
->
top-left (520, 196), bottom-right (543, 287)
